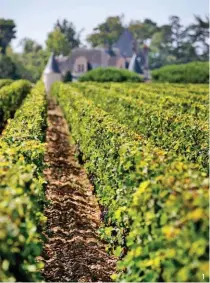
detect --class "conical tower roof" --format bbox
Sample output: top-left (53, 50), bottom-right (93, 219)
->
top-left (44, 53), bottom-right (60, 74)
top-left (113, 29), bottom-right (135, 57)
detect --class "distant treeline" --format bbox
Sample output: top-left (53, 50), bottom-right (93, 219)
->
top-left (0, 15), bottom-right (209, 82)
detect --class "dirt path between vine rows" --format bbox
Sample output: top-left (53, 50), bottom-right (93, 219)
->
top-left (42, 99), bottom-right (116, 282)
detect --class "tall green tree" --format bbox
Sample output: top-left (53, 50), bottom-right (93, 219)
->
top-left (87, 16), bottom-right (124, 48)
top-left (46, 28), bottom-right (70, 55)
top-left (169, 16), bottom-right (183, 48)
top-left (55, 19), bottom-right (81, 50)
top-left (8, 44), bottom-right (49, 82)
top-left (0, 54), bottom-right (19, 79)
top-left (128, 19), bottom-right (158, 44)
top-left (149, 15), bottom-right (204, 68)
top-left (20, 38), bottom-right (42, 53)
top-left (149, 28), bottom-right (175, 69)
top-left (187, 15), bottom-right (209, 60)
top-left (0, 19), bottom-right (16, 54)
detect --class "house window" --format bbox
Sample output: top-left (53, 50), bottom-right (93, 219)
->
top-left (77, 64), bottom-right (85, 73)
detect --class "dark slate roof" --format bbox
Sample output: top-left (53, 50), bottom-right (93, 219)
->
top-left (113, 29), bottom-right (135, 57)
top-left (44, 53), bottom-right (60, 74)
top-left (56, 56), bottom-right (72, 74)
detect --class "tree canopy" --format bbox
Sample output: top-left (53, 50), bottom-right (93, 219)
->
top-left (20, 38), bottom-right (42, 53)
top-left (87, 16), bottom-right (124, 48)
top-left (55, 19), bottom-right (81, 50)
top-left (87, 14), bottom-right (209, 68)
top-left (187, 15), bottom-right (209, 59)
top-left (0, 19), bottom-right (16, 54)
top-left (0, 54), bottom-right (19, 79)
top-left (45, 19), bottom-right (81, 56)
top-left (128, 19), bottom-right (158, 44)
top-left (46, 28), bottom-right (70, 56)
top-left (0, 14), bottom-right (208, 81)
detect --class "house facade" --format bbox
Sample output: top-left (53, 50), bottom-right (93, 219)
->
top-left (55, 29), bottom-right (149, 80)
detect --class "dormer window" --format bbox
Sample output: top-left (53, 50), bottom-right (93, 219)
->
top-left (74, 56), bottom-right (89, 73)
top-left (78, 64), bottom-right (84, 73)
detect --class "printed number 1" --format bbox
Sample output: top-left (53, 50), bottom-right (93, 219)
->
top-left (202, 274), bottom-right (204, 280)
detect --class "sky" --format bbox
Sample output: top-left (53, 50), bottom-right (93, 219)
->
top-left (1, 0), bottom-right (209, 51)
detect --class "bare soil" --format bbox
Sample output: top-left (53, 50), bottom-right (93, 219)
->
top-left (42, 99), bottom-right (116, 282)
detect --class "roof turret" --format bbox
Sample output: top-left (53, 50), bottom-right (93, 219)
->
top-left (44, 53), bottom-right (60, 74)
top-left (128, 53), bottom-right (143, 74)
top-left (113, 29), bottom-right (135, 57)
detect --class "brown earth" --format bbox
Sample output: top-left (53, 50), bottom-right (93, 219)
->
top-left (42, 99), bottom-right (116, 282)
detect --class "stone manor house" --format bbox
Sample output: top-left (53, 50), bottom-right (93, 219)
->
top-left (56, 29), bottom-right (148, 78)
top-left (43, 29), bottom-right (149, 91)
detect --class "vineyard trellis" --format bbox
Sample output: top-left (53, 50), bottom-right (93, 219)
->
top-left (0, 79), bottom-right (209, 282)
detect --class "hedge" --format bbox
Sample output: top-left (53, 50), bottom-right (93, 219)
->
top-left (151, 62), bottom-right (209, 83)
top-left (98, 82), bottom-right (209, 104)
top-left (76, 83), bottom-right (207, 118)
top-left (73, 83), bottom-right (208, 172)
top-left (0, 79), bottom-right (13, 89)
top-left (78, 67), bottom-right (142, 82)
top-left (0, 81), bottom-right (47, 282)
top-left (52, 82), bottom-right (209, 282)
top-left (0, 80), bottom-right (31, 130)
